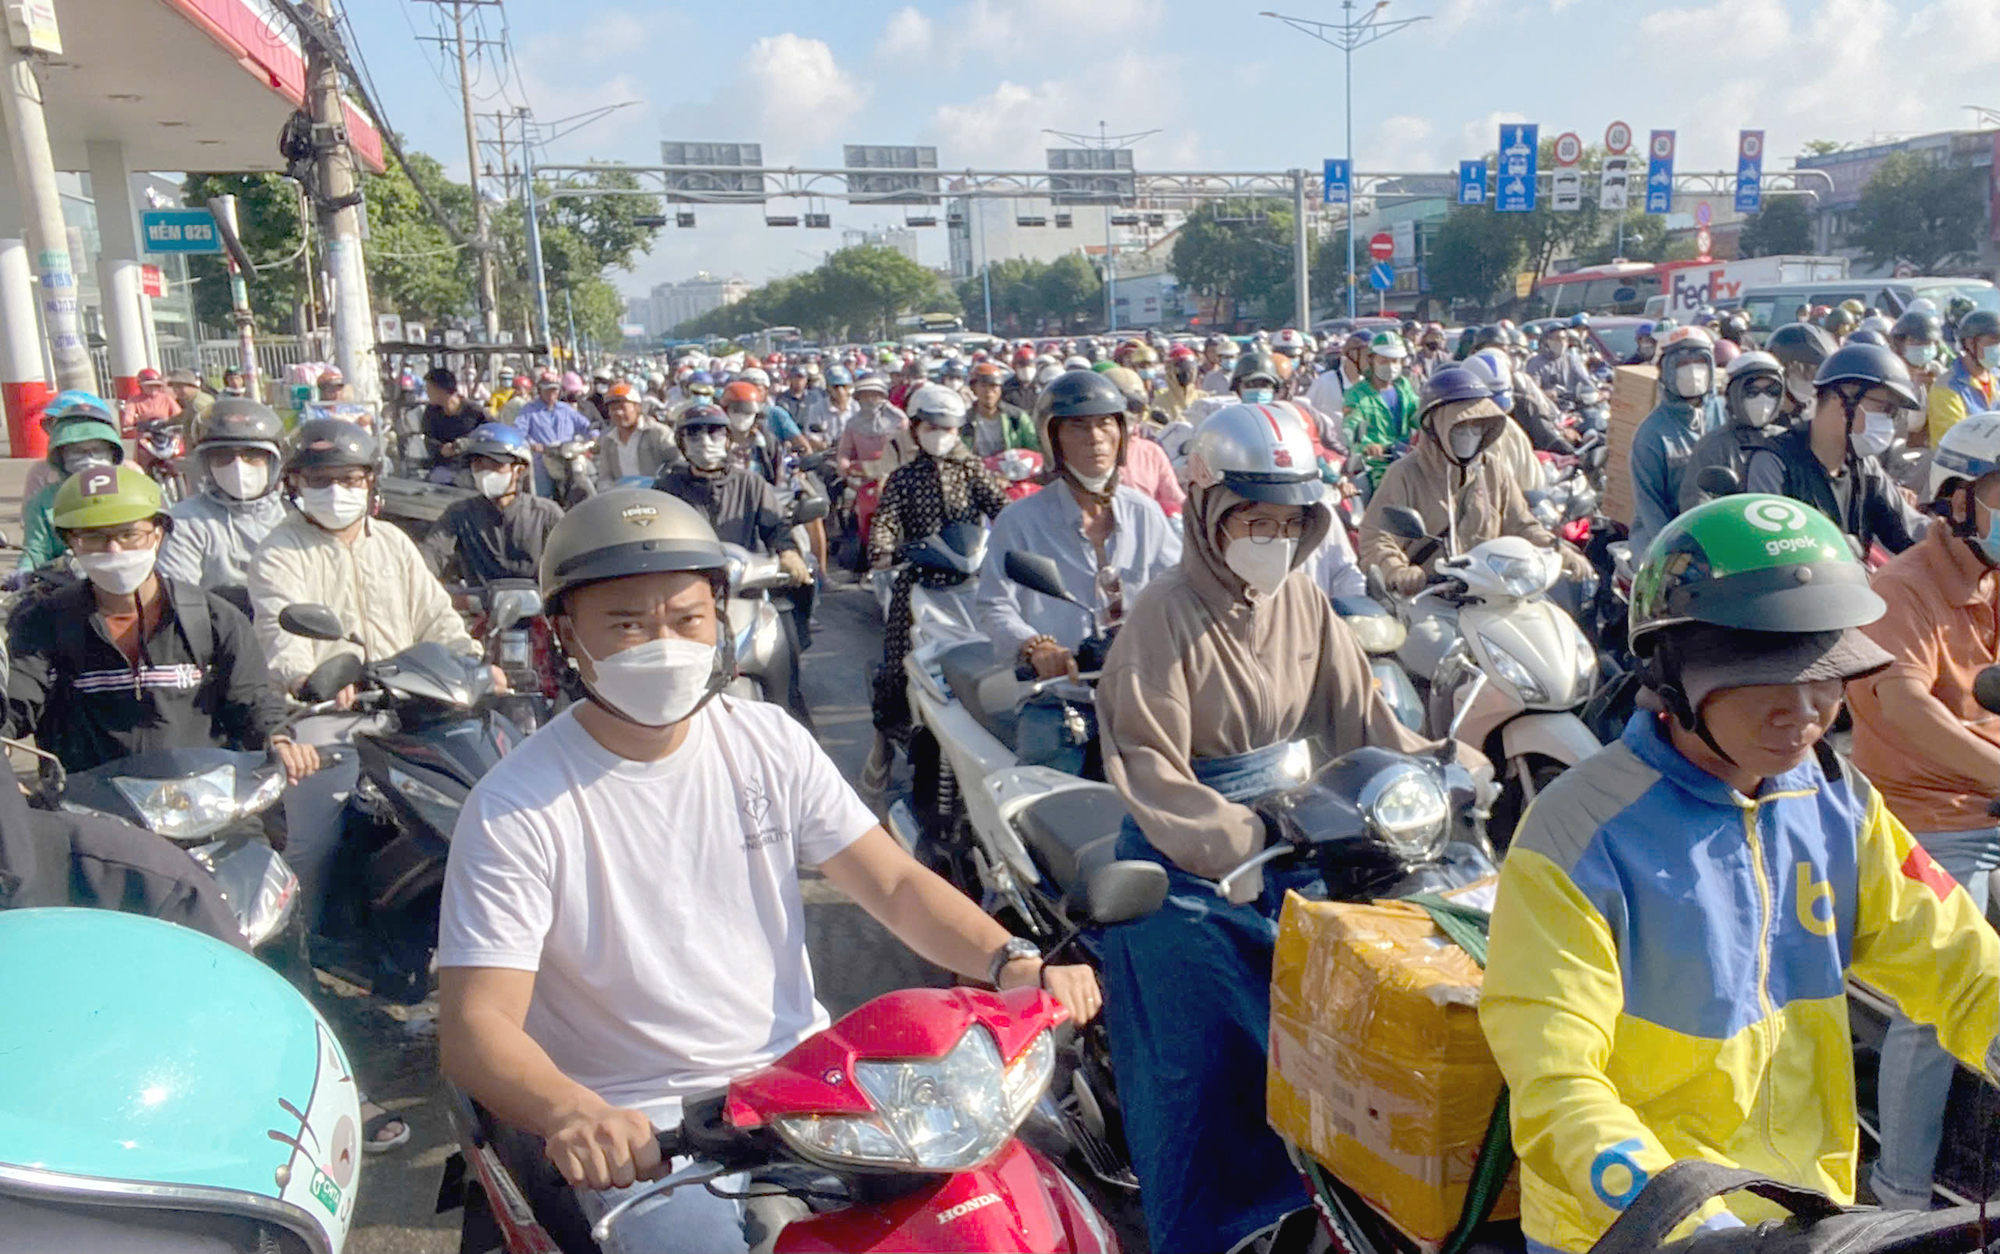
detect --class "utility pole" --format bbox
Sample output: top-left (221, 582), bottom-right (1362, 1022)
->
top-left (303, 0), bottom-right (379, 406)
top-left (476, 110), bottom-right (516, 198)
top-left (1044, 122), bottom-right (1158, 335)
top-left (518, 107), bottom-right (554, 358)
top-left (0, 24), bottom-right (92, 395)
top-left (417, 0), bottom-right (502, 341)
top-left (1262, 2), bottom-right (1429, 320)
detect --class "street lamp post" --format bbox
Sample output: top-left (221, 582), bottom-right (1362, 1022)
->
top-left (1261, 1), bottom-right (1429, 319)
top-left (1045, 123), bottom-right (1159, 335)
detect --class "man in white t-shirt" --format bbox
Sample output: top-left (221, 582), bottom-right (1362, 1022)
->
top-left (437, 488), bottom-right (1099, 1254)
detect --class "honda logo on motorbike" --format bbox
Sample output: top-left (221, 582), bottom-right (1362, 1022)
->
top-left (936, 1193), bottom-right (1002, 1224)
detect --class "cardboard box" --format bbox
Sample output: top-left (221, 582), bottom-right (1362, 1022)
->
top-left (1599, 364), bottom-right (1658, 527)
top-left (1267, 892), bottom-right (1517, 1248)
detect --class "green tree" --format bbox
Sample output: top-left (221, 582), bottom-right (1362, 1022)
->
top-left (818, 244), bottom-right (944, 340)
top-left (361, 148), bottom-right (475, 325)
top-left (1851, 151), bottom-right (1986, 273)
top-left (1038, 255), bottom-right (1103, 332)
top-left (1171, 200), bottom-right (1308, 322)
top-left (1737, 197), bottom-right (1815, 258)
top-left (1424, 205), bottom-right (1524, 311)
top-left (180, 172), bottom-right (309, 333)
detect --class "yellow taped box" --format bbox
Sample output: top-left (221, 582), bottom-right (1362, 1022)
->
top-left (1267, 890), bottom-right (1518, 1249)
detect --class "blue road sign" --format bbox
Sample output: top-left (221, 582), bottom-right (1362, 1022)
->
top-left (1735, 129), bottom-right (1765, 215)
top-left (1368, 261), bottom-right (1395, 292)
top-left (1323, 159), bottom-right (1350, 206)
top-left (141, 209), bottom-right (221, 254)
top-left (1496, 124), bottom-right (1538, 213)
top-left (1457, 160), bottom-right (1487, 206)
top-left (1646, 130), bottom-right (1677, 215)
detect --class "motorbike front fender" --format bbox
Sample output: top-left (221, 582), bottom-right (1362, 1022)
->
top-left (1499, 711), bottom-right (1601, 769)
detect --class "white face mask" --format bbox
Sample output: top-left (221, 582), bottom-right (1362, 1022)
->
top-left (1448, 425), bottom-right (1486, 462)
top-left (576, 633), bottom-right (716, 727)
top-left (208, 455), bottom-right (270, 501)
top-left (1673, 363), bottom-right (1712, 399)
top-left (76, 546), bottom-right (157, 596)
top-left (1787, 372), bottom-right (1815, 406)
top-left (917, 428), bottom-right (960, 458)
top-left (475, 468), bottom-right (516, 499)
top-left (1740, 395), bottom-right (1780, 427)
top-left (62, 449), bottom-right (113, 475)
top-left (725, 407), bottom-right (758, 434)
top-left (1903, 344), bottom-right (1936, 368)
top-left (1852, 407), bottom-right (1897, 458)
top-left (1374, 361), bottom-right (1401, 384)
top-left (684, 431), bottom-right (729, 471)
top-left (299, 483), bottom-right (369, 530)
top-left (1224, 537), bottom-right (1296, 597)
top-left (1069, 466), bottom-right (1116, 493)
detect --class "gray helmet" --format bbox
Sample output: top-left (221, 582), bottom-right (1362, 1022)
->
top-left (285, 418), bottom-right (377, 474)
top-left (196, 397), bottom-right (284, 457)
top-left (539, 487), bottom-right (729, 613)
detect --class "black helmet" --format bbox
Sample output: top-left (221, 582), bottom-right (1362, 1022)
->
top-left (1721, 313), bottom-right (1750, 342)
top-left (1845, 328), bottom-right (1889, 347)
top-left (285, 418), bottom-right (377, 474)
top-left (197, 397), bottom-right (283, 455)
top-left (1228, 348), bottom-right (1281, 390)
top-left (1959, 310), bottom-right (2000, 343)
top-left (1813, 341), bottom-right (1921, 409)
top-left (1764, 322), bottom-right (1837, 371)
top-left (1033, 368), bottom-right (1128, 489)
top-left (1470, 324), bottom-right (1507, 352)
top-left (1400, 320), bottom-right (1420, 338)
top-left (1418, 365), bottom-right (1492, 422)
top-left (675, 403), bottom-right (730, 435)
top-left (1890, 309), bottom-right (1941, 344)
top-left (1822, 307), bottom-right (1856, 336)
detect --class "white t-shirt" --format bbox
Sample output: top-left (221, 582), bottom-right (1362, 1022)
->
top-left (437, 696), bottom-right (874, 1125)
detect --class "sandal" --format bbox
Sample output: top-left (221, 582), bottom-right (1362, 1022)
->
top-left (361, 1100), bottom-right (411, 1156)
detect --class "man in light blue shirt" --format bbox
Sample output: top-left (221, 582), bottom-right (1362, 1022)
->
top-left (975, 370), bottom-right (1182, 674)
top-left (514, 373), bottom-right (594, 497)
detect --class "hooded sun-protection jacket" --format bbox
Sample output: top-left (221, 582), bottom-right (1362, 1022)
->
top-left (1481, 711), bottom-right (2000, 1253)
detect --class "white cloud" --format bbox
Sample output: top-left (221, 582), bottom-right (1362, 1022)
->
top-left (924, 51), bottom-right (1194, 170)
top-left (1361, 115), bottom-right (1437, 170)
top-left (876, 7), bottom-right (934, 59)
top-left (1461, 111), bottom-right (1529, 157)
top-left (656, 34), bottom-right (869, 164)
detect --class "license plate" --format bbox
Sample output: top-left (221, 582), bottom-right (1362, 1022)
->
top-left (497, 638), bottom-right (532, 665)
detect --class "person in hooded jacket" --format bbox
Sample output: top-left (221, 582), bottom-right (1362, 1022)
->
top-left (862, 386), bottom-right (1011, 798)
top-left (1678, 352), bottom-right (1789, 512)
top-left (1629, 326), bottom-right (1727, 553)
top-left (158, 398), bottom-right (289, 601)
top-left (1095, 399), bottom-right (1476, 1253)
top-left (1357, 366), bottom-right (1587, 594)
top-left (1460, 351), bottom-right (1550, 496)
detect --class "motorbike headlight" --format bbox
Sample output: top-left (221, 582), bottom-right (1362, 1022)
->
top-left (1478, 633), bottom-right (1549, 705)
top-left (773, 1026), bottom-right (1050, 1173)
top-left (1487, 549), bottom-right (1555, 599)
top-left (112, 765), bottom-right (238, 841)
top-left (1569, 621), bottom-right (1598, 697)
top-left (388, 765), bottom-right (463, 822)
top-left (1344, 613), bottom-right (1407, 655)
top-left (241, 766), bottom-right (287, 818)
top-left (1361, 765), bottom-right (1450, 862)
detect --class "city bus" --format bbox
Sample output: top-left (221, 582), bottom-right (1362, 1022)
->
top-left (1530, 262), bottom-right (1671, 318)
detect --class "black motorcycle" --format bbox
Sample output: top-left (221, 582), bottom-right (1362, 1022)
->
top-left (278, 604), bottom-right (523, 1002)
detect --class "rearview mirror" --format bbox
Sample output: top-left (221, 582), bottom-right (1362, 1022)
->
top-left (789, 492), bottom-right (830, 525)
top-left (279, 603), bottom-right (349, 643)
top-left (1380, 506), bottom-right (1433, 542)
top-left (299, 651), bottom-right (365, 702)
top-left (1974, 666), bottom-right (2000, 717)
top-left (1695, 465), bottom-right (1741, 499)
top-left (1003, 550), bottom-right (1077, 605)
top-left (1084, 860), bottom-right (1170, 925)
top-left (489, 588), bottom-right (544, 635)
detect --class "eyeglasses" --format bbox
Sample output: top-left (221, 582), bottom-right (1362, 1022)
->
top-left (301, 470), bottom-right (370, 490)
top-left (1230, 514), bottom-right (1309, 544)
top-left (70, 523), bottom-right (158, 552)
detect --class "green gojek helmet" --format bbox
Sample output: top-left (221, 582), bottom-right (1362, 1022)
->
top-left (51, 463), bottom-right (166, 532)
top-left (1629, 494), bottom-right (1883, 657)
top-left (44, 416), bottom-right (125, 469)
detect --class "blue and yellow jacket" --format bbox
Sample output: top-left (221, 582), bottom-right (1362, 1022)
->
top-left (1481, 712), bottom-right (2000, 1253)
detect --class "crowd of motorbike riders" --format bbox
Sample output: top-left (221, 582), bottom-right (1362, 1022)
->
top-left (12, 288), bottom-right (2000, 1254)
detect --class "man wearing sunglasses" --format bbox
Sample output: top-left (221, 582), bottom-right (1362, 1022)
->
top-left (1678, 351), bottom-right (1791, 512)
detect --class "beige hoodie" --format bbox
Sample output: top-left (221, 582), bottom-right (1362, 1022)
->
top-left (1355, 397), bottom-right (1558, 582)
top-left (1098, 481), bottom-right (1438, 901)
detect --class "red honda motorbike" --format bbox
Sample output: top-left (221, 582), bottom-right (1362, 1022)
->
top-left (444, 985), bottom-right (1117, 1253)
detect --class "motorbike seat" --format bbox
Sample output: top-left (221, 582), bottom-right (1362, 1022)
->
top-left (938, 641), bottom-right (1020, 747)
top-left (1014, 786), bottom-right (1129, 894)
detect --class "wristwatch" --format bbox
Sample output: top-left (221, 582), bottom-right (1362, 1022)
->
top-left (986, 937), bottom-right (1041, 987)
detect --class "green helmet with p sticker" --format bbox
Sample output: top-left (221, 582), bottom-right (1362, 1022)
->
top-left (1629, 494), bottom-right (1883, 656)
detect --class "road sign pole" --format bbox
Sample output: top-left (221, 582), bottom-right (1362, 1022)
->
top-left (1344, 31), bottom-right (1355, 320)
top-left (1292, 168), bottom-right (1310, 331)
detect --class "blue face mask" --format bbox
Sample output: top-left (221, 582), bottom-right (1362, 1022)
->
top-left (1242, 387), bottom-right (1276, 404)
top-left (1983, 344), bottom-right (2000, 371)
top-left (1977, 505), bottom-right (2000, 565)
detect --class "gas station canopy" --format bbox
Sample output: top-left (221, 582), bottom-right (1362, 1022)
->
top-left (36, 0), bottom-right (384, 173)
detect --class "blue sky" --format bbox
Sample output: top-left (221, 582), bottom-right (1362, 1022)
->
top-left (343, 0), bottom-right (2000, 295)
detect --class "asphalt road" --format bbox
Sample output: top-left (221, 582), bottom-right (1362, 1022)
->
top-left (333, 572), bottom-right (941, 1254)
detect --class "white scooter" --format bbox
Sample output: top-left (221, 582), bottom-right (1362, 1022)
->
top-left (1378, 507), bottom-right (1602, 849)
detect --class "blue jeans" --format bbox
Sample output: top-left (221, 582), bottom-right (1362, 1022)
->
top-left (1870, 824), bottom-right (2000, 1210)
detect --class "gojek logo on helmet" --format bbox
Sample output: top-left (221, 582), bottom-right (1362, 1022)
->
top-left (1742, 498), bottom-right (1818, 555)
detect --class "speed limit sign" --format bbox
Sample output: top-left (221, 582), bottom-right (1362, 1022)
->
top-left (1554, 132), bottom-right (1582, 166)
top-left (1605, 121), bottom-right (1632, 155)
top-left (1652, 131), bottom-right (1676, 160)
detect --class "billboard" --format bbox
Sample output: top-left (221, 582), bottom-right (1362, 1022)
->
top-left (1047, 148), bottom-right (1137, 205)
top-left (843, 145), bottom-right (942, 205)
top-left (659, 142), bottom-right (766, 202)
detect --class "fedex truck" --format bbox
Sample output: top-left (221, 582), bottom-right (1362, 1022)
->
top-left (1646, 255), bottom-right (1848, 318)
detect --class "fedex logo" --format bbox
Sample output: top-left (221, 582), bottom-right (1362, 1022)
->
top-left (1670, 267), bottom-right (1743, 313)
